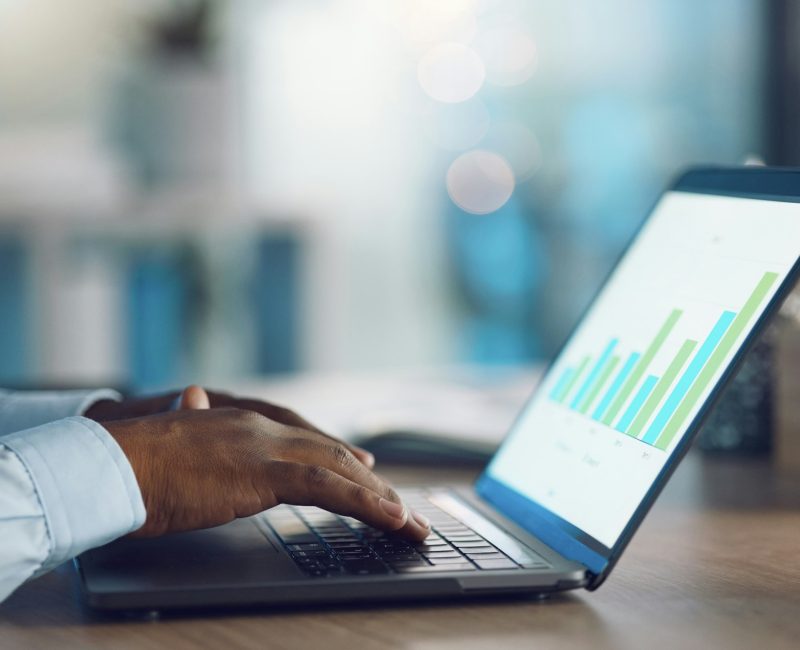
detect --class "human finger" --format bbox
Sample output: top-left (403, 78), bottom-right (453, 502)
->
top-left (270, 433), bottom-right (429, 539)
top-left (178, 385), bottom-right (211, 410)
top-left (265, 461), bottom-right (428, 541)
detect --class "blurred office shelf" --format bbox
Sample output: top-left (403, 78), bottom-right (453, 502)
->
top-left (0, 188), bottom-right (320, 390)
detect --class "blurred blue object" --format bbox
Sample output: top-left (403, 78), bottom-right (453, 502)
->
top-left (252, 235), bottom-right (300, 374)
top-left (127, 248), bottom-right (194, 389)
top-left (0, 238), bottom-right (28, 382)
top-left (560, 95), bottom-right (663, 246)
top-left (447, 196), bottom-right (546, 364)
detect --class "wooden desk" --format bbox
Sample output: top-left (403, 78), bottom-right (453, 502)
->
top-left (2, 453), bottom-right (798, 650)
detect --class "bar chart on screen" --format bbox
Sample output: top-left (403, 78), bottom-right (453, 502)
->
top-left (487, 191), bottom-right (800, 548)
top-left (549, 271), bottom-right (778, 451)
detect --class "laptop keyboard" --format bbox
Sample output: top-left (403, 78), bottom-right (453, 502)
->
top-left (264, 491), bottom-right (550, 577)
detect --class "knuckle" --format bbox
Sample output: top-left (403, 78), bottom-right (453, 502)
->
top-left (344, 483), bottom-right (372, 511)
top-left (238, 408), bottom-right (265, 426)
top-left (353, 483), bottom-right (373, 505)
top-left (304, 464), bottom-right (331, 489)
top-left (222, 406), bottom-right (258, 427)
top-left (330, 444), bottom-right (356, 471)
top-left (383, 485), bottom-right (401, 502)
top-left (230, 412), bottom-right (268, 443)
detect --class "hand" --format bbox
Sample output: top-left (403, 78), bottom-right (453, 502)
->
top-left (85, 385), bottom-right (376, 469)
top-left (102, 408), bottom-right (431, 541)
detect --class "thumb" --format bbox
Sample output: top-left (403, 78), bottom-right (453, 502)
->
top-left (178, 385), bottom-right (211, 410)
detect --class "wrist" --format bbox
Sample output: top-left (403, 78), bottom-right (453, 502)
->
top-left (83, 399), bottom-right (122, 421)
top-left (101, 419), bottom-right (154, 529)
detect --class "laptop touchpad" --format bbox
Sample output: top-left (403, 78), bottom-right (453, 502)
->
top-left (80, 518), bottom-right (296, 591)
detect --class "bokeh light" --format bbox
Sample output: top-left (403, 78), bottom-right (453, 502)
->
top-left (418, 42), bottom-right (485, 103)
top-left (480, 121), bottom-right (541, 181)
top-left (475, 23), bottom-right (537, 86)
top-left (446, 149), bottom-right (515, 214)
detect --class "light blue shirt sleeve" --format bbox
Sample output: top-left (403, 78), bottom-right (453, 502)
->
top-left (0, 393), bottom-right (146, 603)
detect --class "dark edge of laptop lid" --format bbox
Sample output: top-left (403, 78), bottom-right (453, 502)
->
top-left (473, 166), bottom-right (800, 590)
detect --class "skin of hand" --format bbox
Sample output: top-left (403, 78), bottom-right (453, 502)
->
top-left (85, 386), bottom-right (376, 469)
top-left (101, 401), bottom-right (431, 541)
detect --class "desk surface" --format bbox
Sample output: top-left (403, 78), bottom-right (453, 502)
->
top-left (2, 452), bottom-right (798, 650)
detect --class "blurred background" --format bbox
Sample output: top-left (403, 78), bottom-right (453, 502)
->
top-left (0, 0), bottom-right (796, 398)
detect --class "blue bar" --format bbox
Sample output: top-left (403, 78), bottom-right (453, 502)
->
top-left (642, 310), bottom-right (737, 444)
top-left (549, 367), bottom-right (574, 400)
top-left (592, 352), bottom-right (641, 421)
top-left (615, 375), bottom-right (659, 433)
top-left (570, 339), bottom-right (618, 409)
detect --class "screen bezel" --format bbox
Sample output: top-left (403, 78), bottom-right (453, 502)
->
top-left (475, 166), bottom-right (800, 588)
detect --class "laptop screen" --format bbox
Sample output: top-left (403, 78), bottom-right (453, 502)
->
top-left (480, 189), bottom-right (800, 557)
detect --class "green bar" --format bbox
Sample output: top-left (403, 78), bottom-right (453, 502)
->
top-left (579, 355), bottom-right (620, 414)
top-left (602, 309), bottom-right (682, 426)
top-left (655, 272), bottom-right (779, 450)
top-left (626, 339), bottom-right (697, 438)
top-left (556, 356), bottom-right (591, 403)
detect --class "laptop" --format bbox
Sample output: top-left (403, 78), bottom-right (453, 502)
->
top-left (78, 167), bottom-right (800, 611)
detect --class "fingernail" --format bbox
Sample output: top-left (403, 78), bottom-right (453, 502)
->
top-left (361, 451), bottom-right (375, 467)
top-left (412, 510), bottom-right (430, 529)
top-left (379, 498), bottom-right (406, 520)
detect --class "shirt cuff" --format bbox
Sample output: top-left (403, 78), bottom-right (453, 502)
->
top-left (1, 417), bottom-right (146, 570)
top-left (0, 389), bottom-right (122, 438)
